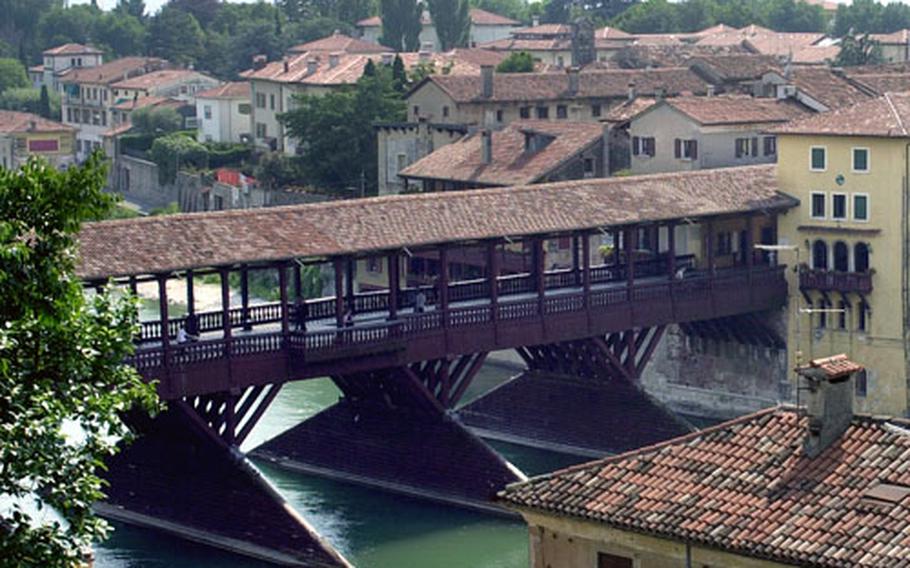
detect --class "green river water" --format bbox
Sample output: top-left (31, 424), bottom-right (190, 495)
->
top-left (94, 362), bottom-right (588, 568)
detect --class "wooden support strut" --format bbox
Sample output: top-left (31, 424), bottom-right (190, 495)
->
top-left (158, 273), bottom-right (170, 366)
top-left (278, 262), bottom-right (290, 337)
top-left (186, 269), bottom-right (195, 316)
top-left (439, 245), bottom-right (449, 327)
top-left (388, 252), bottom-right (399, 320)
top-left (220, 267), bottom-right (232, 356)
top-left (240, 265), bottom-right (251, 331)
top-left (334, 258), bottom-right (344, 328)
top-left (488, 241), bottom-right (499, 321)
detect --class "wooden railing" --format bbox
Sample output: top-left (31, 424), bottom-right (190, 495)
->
top-left (799, 267), bottom-right (873, 294)
top-left (129, 264), bottom-right (784, 373)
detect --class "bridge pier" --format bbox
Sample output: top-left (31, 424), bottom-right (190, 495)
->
top-left (252, 357), bottom-right (525, 513)
top-left (101, 395), bottom-right (353, 567)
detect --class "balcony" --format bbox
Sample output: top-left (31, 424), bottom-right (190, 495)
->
top-left (799, 267), bottom-right (872, 294)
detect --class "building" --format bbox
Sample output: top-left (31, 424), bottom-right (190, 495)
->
top-left (110, 69), bottom-right (220, 105)
top-left (405, 66), bottom-right (711, 127)
top-left (773, 93), bottom-right (910, 417)
top-left (60, 57), bottom-right (168, 161)
top-left (628, 95), bottom-right (810, 175)
top-left (376, 120), bottom-right (468, 195)
top-left (356, 8), bottom-right (521, 51)
top-left (688, 54), bottom-right (781, 92)
top-left (288, 31), bottom-right (390, 55)
top-left (398, 120), bottom-right (607, 192)
top-left (0, 110), bottom-right (76, 170)
top-left (870, 29), bottom-right (910, 63)
top-left (477, 23), bottom-right (636, 67)
top-left (195, 82), bottom-right (252, 144)
top-left (759, 67), bottom-right (873, 111)
top-left (29, 43), bottom-right (104, 92)
top-left (501, 355), bottom-right (910, 568)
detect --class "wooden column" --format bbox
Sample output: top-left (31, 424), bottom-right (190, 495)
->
top-left (278, 263), bottom-right (289, 336)
top-left (293, 262), bottom-right (302, 301)
top-left (612, 229), bottom-right (621, 266)
top-left (345, 258), bottom-right (355, 314)
top-left (128, 276), bottom-right (138, 295)
top-left (240, 265), bottom-right (251, 330)
top-left (534, 237), bottom-right (545, 313)
top-left (572, 234), bottom-right (581, 285)
top-left (581, 233), bottom-right (591, 305)
top-left (626, 227), bottom-right (637, 288)
top-left (706, 220), bottom-right (716, 276)
top-left (667, 222), bottom-right (677, 280)
top-left (439, 245), bottom-right (449, 326)
top-left (157, 274), bottom-right (170, 364)
top-left (334, 258), bottom-right (345, 328)
top-left (220, 267), bottom-right (232, 342)
top-left (388, 252), bottom-right (399, 320)
top-left (186, 269), bottom-right (195, 316)
top-left (488, 241), bottom-right (500, 321)
top-left (745, 215), bottom-right (755, 270)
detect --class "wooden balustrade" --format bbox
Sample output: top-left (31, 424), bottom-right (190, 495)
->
top-left (799, 268), bottom-right (873, 294)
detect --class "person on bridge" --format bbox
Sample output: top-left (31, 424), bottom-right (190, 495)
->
top-left (294, 298), bottom-right (308, 332)
top-left (414, 289), bottom-right (427, 313)
top-left (184, 313), bottom-right (199, 339)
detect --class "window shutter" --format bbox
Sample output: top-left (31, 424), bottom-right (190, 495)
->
top-left (690, 140), bottom-right (698, 160)
top-left (751, 137), bottom-right (758, 157)
top-left (632, 136), bottom-right (640, 156)
top-left (674, 139), bottom-right (681, 159)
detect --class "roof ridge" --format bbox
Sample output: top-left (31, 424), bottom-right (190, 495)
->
top-left (885, 92), bottom-right (908, 136)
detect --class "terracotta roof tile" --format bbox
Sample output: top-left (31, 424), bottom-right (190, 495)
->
top-left (196, 81), bottom-right (250, 100)
top-left (806, 354), bottom-right (864, 381)
top-left (288, 31), bottom-right (389, 54)
top-left (111, 95), bottom-right (183, 112)
top-left (110, 69), bottom-right (213, 90)
top-left (614, 44), bottom-right (750, 69)
top-left (596, 26), bottom-right (634, 40)
top-left (689, 54), bottom-right (782, 82)
top-left (871, 29), bottom-right (910, 44)
top-left (62, 57), bottom-right (168, 86)
top-left (43, 42), bottom-right (102, 55)
top-left (75, 164), bottom-right (791, 279)
top-left (743, 33), bottom-right (826, 56)
top-left (849, 73), bottom-right (910, 95)
top-left (602, 97), bottom-right (657, 123)
top-left (0, 110), bottom-right (74, 134)
top-left (424, 68), bottom-right (710, 103)
top-left (399, 120), bottom-right (605, 186)
top-left (790, 44), bottom-right (840, 64)
top-left (784, 67), bottom-right (874, 110)
top-left (501, 407), bottom-right (910, 567)
top-left (772, 92), bottom-right (910, 137)
top-left (660, 95), bottom-right (812, 126)
top-left (357, 8), bottom-right (518, 27)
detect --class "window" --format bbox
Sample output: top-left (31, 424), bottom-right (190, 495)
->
top-left (584, 158), bottom-right (594, 174)
top-left (256, 92), bottom-right (266, 108)
top-left (238, 103), bottom-right (251, 115)
top-left (255, 122), bottom-right (267, 138)
top-left (811, 192), bottom-right (826, 219)
top-left (855, 368), bottom-right (867, 396)
top-left (832, 193), bottom-right (847, 220)
top-left (519, 106), bottom-right (530, 119)
top-left (412, 105), bottom-right (419, 117)
top-left (810, 146), bottom-right (826, 171)
top-left (833, 241), bottom-right (848, 271)
top-left (674, 138), bottom-right (697, 160)
top-left (858, 302), bottom-right (868, 332)
top-left (717, 231), bottom-right (733, 255)
top-left (812, 239), bottom-right (828, 270)
top-left (854, 242), bottom-right (870, 272)
top-left (204, 105), bottom-right (212, 120)
top-left (853, 193), bottom-right (869, 221)
top-left (180, 85), bottom-right (188, 94)
top-left (556, 56), bottom-right (564, 67)
top-left (817, 299), bottom-right (827, 329)
top-left (735, 138), bottom-right (750, 158)
top-left (763, 136), bottom-right (776, 156)
top-left (442, 105), bottom-right (449, 118)
top-left (496, 109), bottom-right (503, 122)
top-left (556, 105), bottom-right (568, 119)
top-left (592, 104), bottom-right (602, 117)
top-left (852, 147), bottom-right (869, 172)
top-left (536, 106), bottom-right (549, 119)
top-left (838, 301), bottom-right (847, 330)
top-left (367, 258), bottom-right (383, 273)
top-left (637, 136), bottom-right (656, 157)
top-left (597, 552), bottom-right (633, 568)
top-left (396, 153), bottom-right (408, 173)
top-left (269, 94), bottom-right (275, 110)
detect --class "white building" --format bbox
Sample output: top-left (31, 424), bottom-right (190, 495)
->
top-left (110, 69), bottom-right (221, 105)
top-left (29, 43), bottom-right (104, 93)
top-left (195, 82), bottom-right (252, 144)
top-left (356, 8), bottom-right (520, 51)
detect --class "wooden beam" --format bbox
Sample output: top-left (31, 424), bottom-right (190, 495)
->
top-left (235, 383), bottom-right (283, 446)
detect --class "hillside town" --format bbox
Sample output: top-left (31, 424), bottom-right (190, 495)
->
top-left (8, 0), bottom-right (910, 567)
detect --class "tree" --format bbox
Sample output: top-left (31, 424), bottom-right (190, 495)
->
top-left (115, 0), bottom-right (146, 20)
top-left (0, 155), bottom-right (159, 567)
top-left (147, 6), bottom-right (205, 67)
top-left (38, 85), bottom-right (51, 118)
top-left (429, 0), bottom-right (471, 50)
top-left (253, 152), bottom-right (303, 190)
top-left (149, 133), bottom-right (209, 185)
top-left (835, 33), bottom-right (883, 66)
top-left (496, 51), bottom-right (535, 72)
top-left (763, 0), bottom-right (825, 33)
top-left (95, 12), bottom-right (147, 58)
top-left (168, 0), bottom-right (222, 29)
top-left (131, 106), bottom-right (182, 136)
top-left (0, 88), bottom-right (61, 119)
top-left (37, 5), bottom-right (101, 50)
top-left (391, 54), bottom-right (407, 91)
top-left (611, 0), bottom-right (677, 33)
top-left (379, 0), bottom-right (424, 52)
top-left (281, 66), bottom-right (405, 195)
top-left (470, 0), bottom-right (529, 22)
top-left (0, 58), bottom-right (27, 95)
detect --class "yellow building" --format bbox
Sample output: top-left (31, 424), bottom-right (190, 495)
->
top-left (773, 93), bottom-right (910, 416)
top-left (0, 110), bottom-right (76, 170)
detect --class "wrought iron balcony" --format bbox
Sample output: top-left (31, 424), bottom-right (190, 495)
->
top-left (799, 267), bottom-right (872, 294)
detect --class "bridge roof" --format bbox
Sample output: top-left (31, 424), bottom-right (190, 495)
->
top-left (76, 165), bottom-right (794, 280)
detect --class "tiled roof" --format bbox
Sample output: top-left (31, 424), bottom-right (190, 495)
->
top-left (743, 33), bottom-right (826, 56)
top-left (596, 26), bottom-right (634, 40)
top-left (845, 62), bottom-right (910, 75)
top-left (43, 42), bottom-right (102, 55)
top-left (602, 97), bottom-right (657, 123)
top-left (477, 36), bottom-right (572, 52)
top-left (629, 34), bottom-right (687, 46)
top-left (659, 95), bottom-right (811, 126)
top-left (110, 69), bottom-right (212, 90)
top-left (772, 92), bottom-right (910, 137)
top-left (111, 96), bottom-right (185, 112)
top-left (689, 54), bottom-right (781, 82)
top-left (614, 44), bottom-right (750, 69)
top-left (512, 23), bottom-right (572, 37)
top-left (0, 110), bottom-right (74, 134)
top-left (790, 44), bottom-right (840, 64)
top-left (500, 406), bottom-right (910, 567)
top-left (421, 68), bottom-right (710, 103)
top-left (357, 8), bottom-right (518, 27)
top-left (805, 354), bottom-right (864, 381)
top-left (76, 164), bottom-right (792, 279)
top-left (785, 67), bottom-right (874, 110)
top-left (849, 73), bottom-right (910, 95)
top-left (196, 81), bottom-right (250, 100)
top-left (288, 31), bottom-right (389, 54)
top-left (61, 57), bottom-right (168, 86)
top-left (398, 120), bottom-right (605, 186)
top-left (871, 29), bottom-right (910, 44)
top-left (695, 24), bottom-right (779, 46)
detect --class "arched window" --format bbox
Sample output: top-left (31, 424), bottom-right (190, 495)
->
top-left (817, 299), bottom-right (827, 328)
top-left (854, 242), bottom-right (870, 273)
top-left (838, 301), bottom-right (847, 329)
top-left (812, 240), bottom-right (828, 270)
top-left (833, 241), bottom-right (849, 272)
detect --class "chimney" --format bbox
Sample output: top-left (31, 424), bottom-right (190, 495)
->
top-left (627, 81), bottom-right (636, 101)
top-left (481, 129), bottom-right (492, 164)
top-left (567, 66), bottom-right (579, 96)
top-left (421, 41), bottom-right (435, 54)
top-left (307, 58), bottom-right (318, 75)
top-left (532, 15), bottom-right (540, 27)
top-left (28, 120), bottom-right (36, 131)
top-left (329, 52), bottom-right (341, 68)
top-left (707, 84), bottom-right (716, 97)
top-left (381, 52), bottom-right (394, 65)
top-left (655, 86), bottom-right (665, 100)
top-left (481, 65), bottom-right (494, 98)
top-left (797, 354), bottom-right (862, 458)
top-left (253, 54), bottom-right (267, 70)
top-left (416, 117), bottom-right (432, 158)
top-left (419, 48), bottom-right (431, 63)
top-left (283, 58), bottom-right (290, 74)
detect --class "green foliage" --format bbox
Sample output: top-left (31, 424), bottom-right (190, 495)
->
top-left (169, 0), bottom-right (222, 29)
top-left (95, 12), bottom-right (146, 57)
top-left (281, 65), bottom-right (405, 195)
top-left (408, 60), bottom-right (453, 84)
top-left (37, 5), bottom-right (100, 49)
top-left (379, 0), bottom-right (424, 51)
top-left (38, 86), bottom-right (51, 119)
top-left (496, 51), bottom-right (535, 72)
top-left (253, 152), bottom-right (304, 190)
top-left (131, 106), bottom-right (183, 136)
top-left (148, 202), bottom-right (181, 216)
top-left (0, 88), bottom-right (61, 120)
top-left (147, 6), bottom-right (205, 66)
top-left (391, 54), bottom-right (407, 91)
top-left (149, 134), bottom-right (209, 185)
top-left (545, 0), bottom-right (634, 24)
top-left (0, 58), bottom-right (28, 94)
top-left (119, 132), bottom-right (156, 155)
top-left (428, 0), bottom-right (471, 51)
top-left (0, 155), bottom-right (159, 567)
top-left (835, 33), bottom-right (883, 66)
top-left (115, 0), bottom-right (147, 20)
top-left (205, 142), bottom-right (252, 169)
top-left (611, 0), bottom-right (826, 33)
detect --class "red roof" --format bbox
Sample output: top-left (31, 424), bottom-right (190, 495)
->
top-left (657, 95), bottom-right (812, 126)
top-left (773, 92), bottom-right (910, 138)
top-left (0, 110), bottom-right (74, 134)
top-left (62, 57), bottom-right (168, 86)
top-left (288, 31), bottom-right (389, 55)
top-left (358, 8), bottom-right (518, 28)
top-left (196, 81), bottom-right (251, 100)
top-left (501, 406), bottom-right (910, 567)
top-left (43, 43), bottom-right (102, 56)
